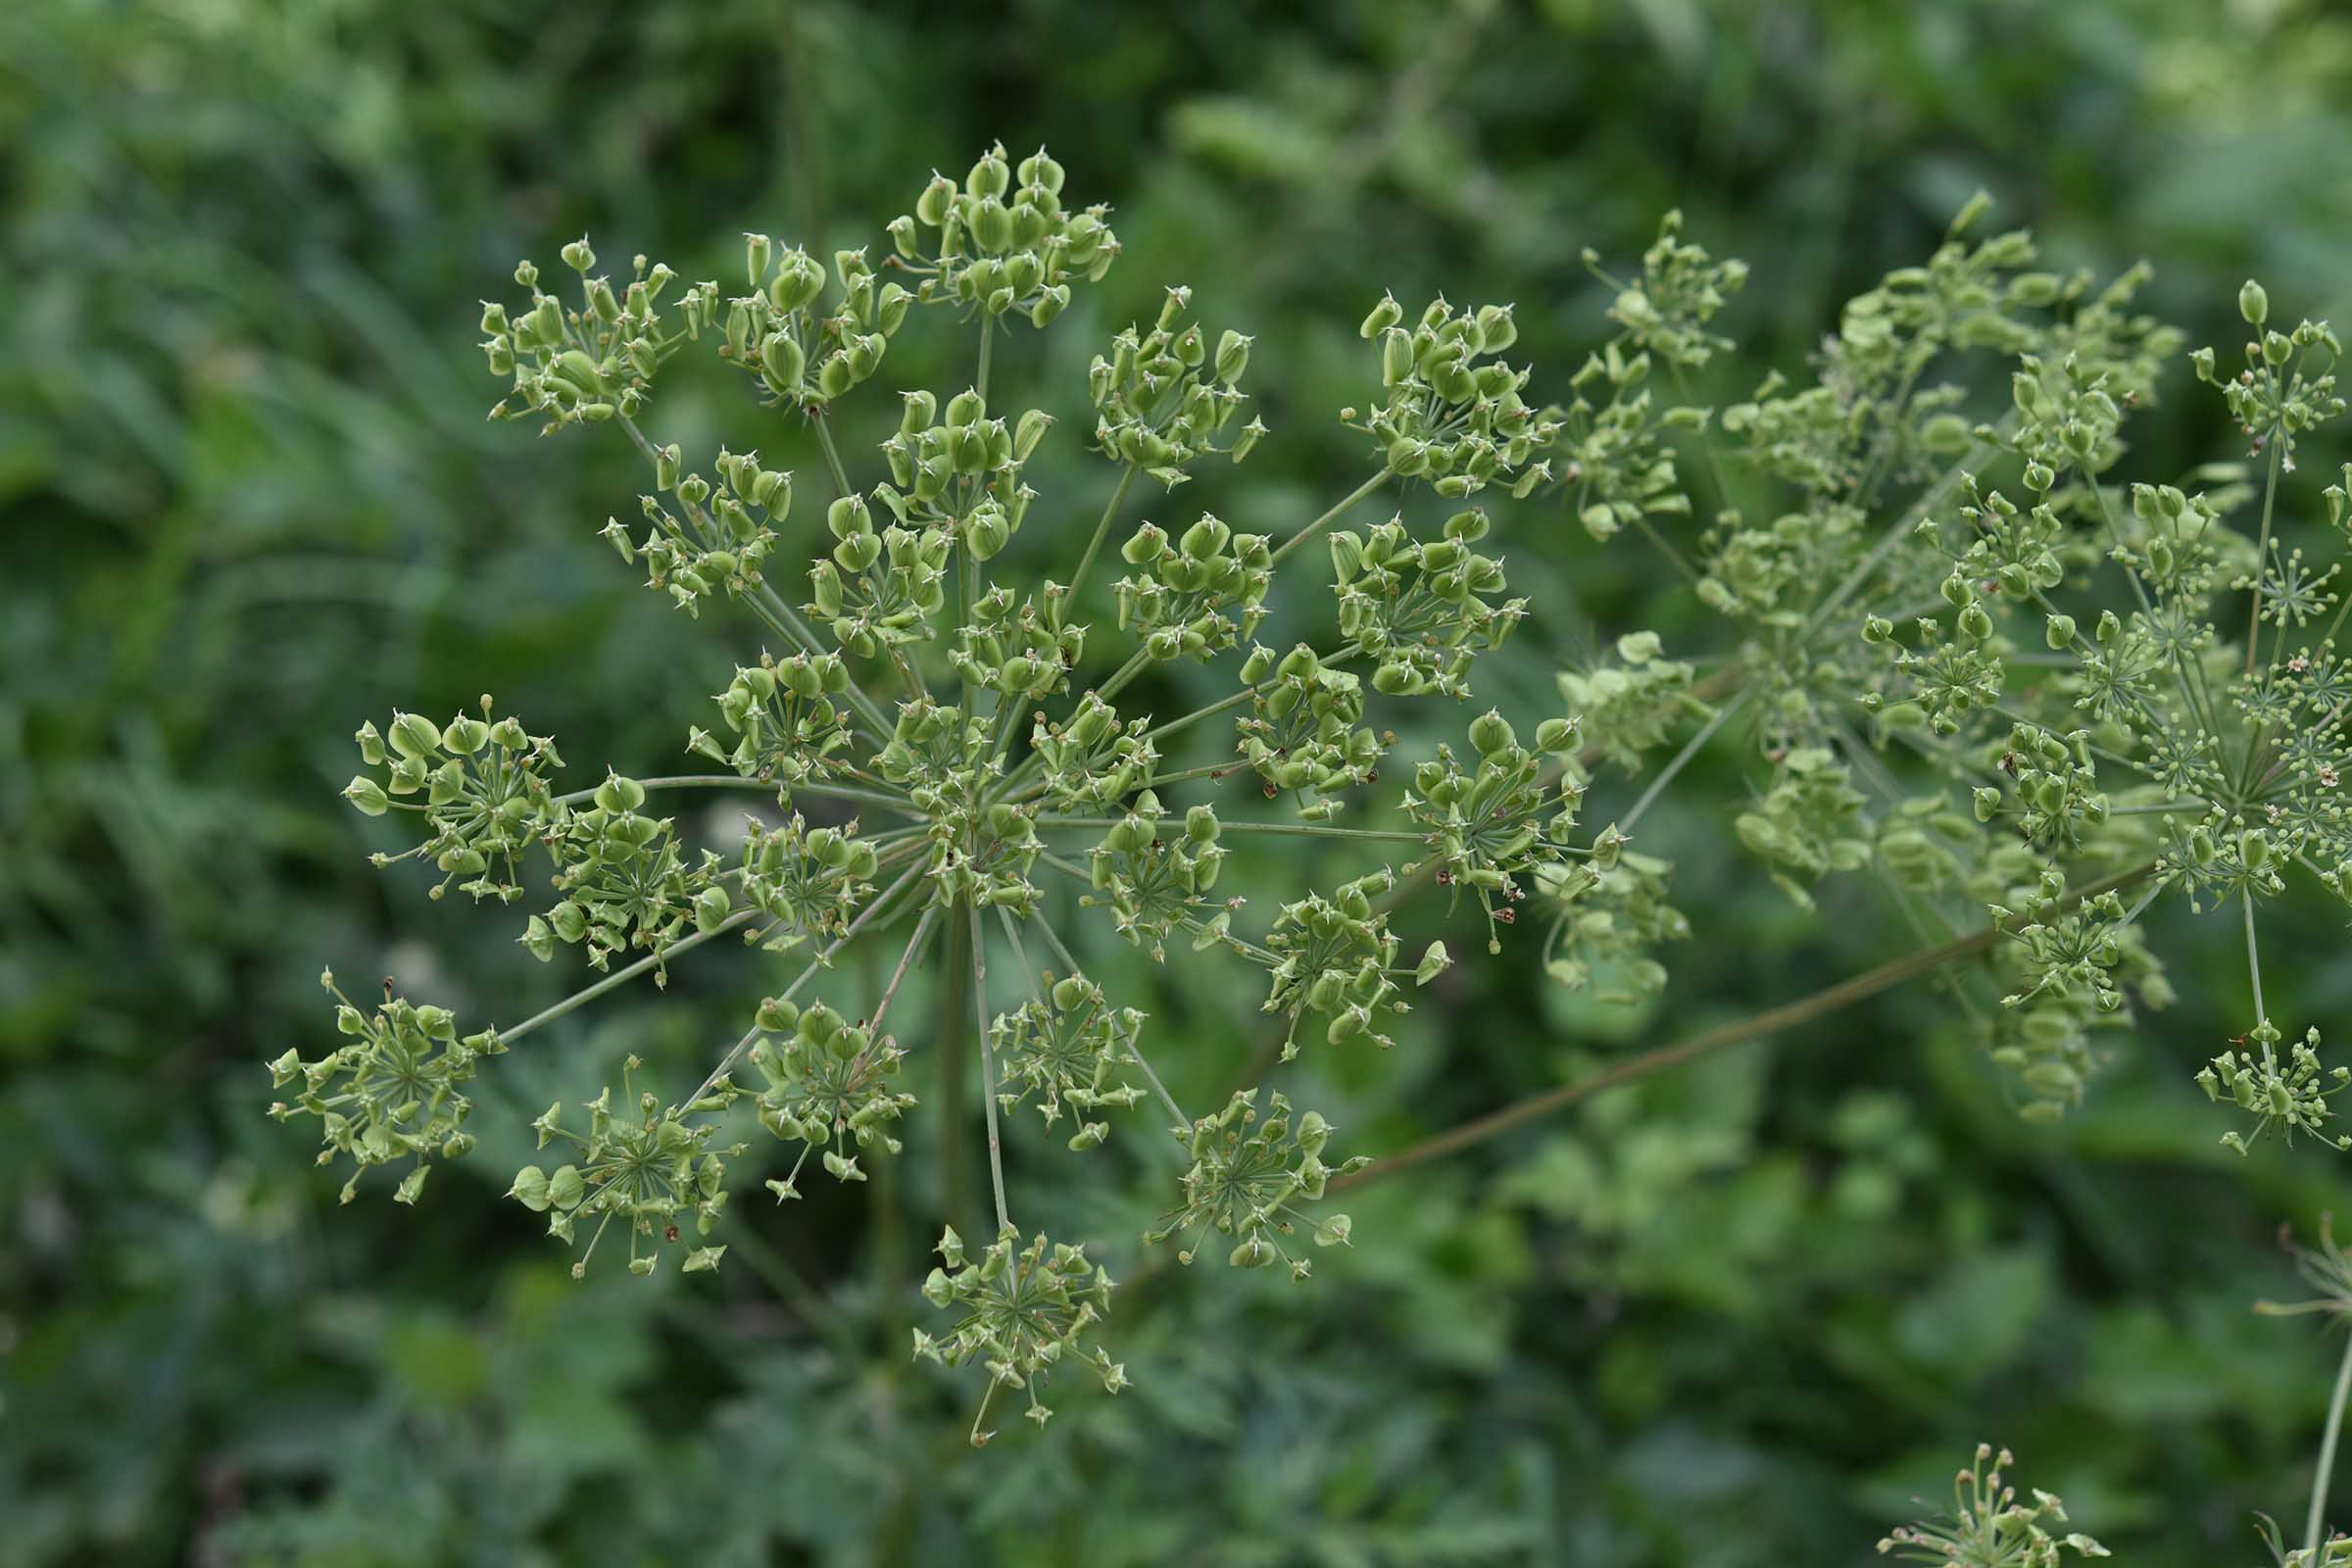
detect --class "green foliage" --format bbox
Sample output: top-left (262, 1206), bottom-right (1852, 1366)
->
top-left (18, 1), bottom-right (2352, 1563)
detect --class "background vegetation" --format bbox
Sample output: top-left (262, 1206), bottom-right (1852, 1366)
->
top-left (8, 0), bottom-right (2352, 1562)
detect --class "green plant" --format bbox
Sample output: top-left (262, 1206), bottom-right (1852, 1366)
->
top-left (269, 140), bottom-right (2352, 1534)
top-left (273, 141), bottom-right (1588, 1441)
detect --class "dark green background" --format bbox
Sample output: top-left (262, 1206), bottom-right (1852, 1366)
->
top-left (8, 1), bottom-right (2352, 1562)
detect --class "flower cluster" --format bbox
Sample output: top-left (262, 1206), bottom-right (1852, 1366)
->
top-left (280, 142), bottom-right (1663, 1441)
top-left (290, 147), bottom-right (2352, 1458)
top-left (268, 970), bottom-right (498, 1205)
top-left (1562, 191), bottom-right (2352, 1153)
top-left (1877, 1444), bottom-right (2108, 1567)
top-left (915, 1224), bottom-right (1127, 1445)
top-left (1143, 1090), bottom-right (1367, 1277)
top-left (511, 1056), bottom-right (743, 1279)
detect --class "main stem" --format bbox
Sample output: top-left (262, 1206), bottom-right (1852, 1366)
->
top-left (2309, 1328), bottom-right (2352, 1553)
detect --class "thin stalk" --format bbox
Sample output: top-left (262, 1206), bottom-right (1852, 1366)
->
top-left (1629, 513), bottom-right (1703, 586)
top-left (888, 645), bottom-right (927, 708)
top-left (1120, 1025), bottom-right (1191, 1132)
top-left (937, 906), bottom-right (972, 1230)
top-left (2250, 428), bottom-right (2286, 676)
top-left (754, 583), bottom-right (898, 739)
top-left (984, 693), bottom-right (1031, 771)
top-left (555, 774), bottom-right (919, 817)
top-left (2308, 1328), bottom-right (2352, 1553)
top-left (1034, 814), bottom-right (1423, 843)
top-left (2246, 890), bottom-right (2268, 1026)
top-left (1066, 465), bottom-right (1140, 604)
top-left (2082, 471), bottom-right (2223, 741)
top-left (976, 323), bottom-right (994, 404)
top-left (869, 906), bottom-right (939, 1035)
top-left (1800, 416), bottom-right (2016, 639)
top-left (1267, 468), bottom-right (1393, 569)
top-left (1853, 362), bottom-right (1926, 512)
top-left (1094, 647), bottom-right (1156, 706)
top-left (1031, 910), bottom-right (1087, 981)
top-left (688, 857), bottom-right (927, 1102)
top-left (1142, 686), bottom-right (1257, 744)
top-left (1032, 905), bottom-right (1186, 1125)
top-left (1877, 867), bottom-right (1985, 1030)
top-left (994, 910), bottom-right (1049, 1013)
top-left (811, 409), bottom-right (857, 501)
top-left (1620, 688), bottom-right (1747, 833)
top-left (498, 908), bottom-right (757, 1048)
top-left (1332, 858), bottom-right (2158, 1193)
top-left (970, 902), bottom-right (1012, 1232)
top-left (1137, 761), bottom-right (1238, 790)
top-left (1667, 361), bottom-right (1735, 520)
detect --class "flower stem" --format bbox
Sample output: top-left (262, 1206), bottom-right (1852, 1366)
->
top-left (937, 902), bottom-right (971, 1230)
top-left (811, 408), bottom-right (856, 501)
top-left (2246, 890), bottom-right (2268, 1027)
top-left (688, 857), bottom-right (927, 1102)
top-left (1799, 414), bottom-right (2016, 639)
top-left (1137, 761), bottom-right (1238, 790)
top-left (1033, 813), bottom-right (1423, 843)
top-left (497, 908), bottom-right (757, 1049)
top-left (1332, 858), bottom-right (2157, 1193)
top-left (869, 906), bottom-right (939, 1035)
top-left (2250, 423), bottom-right (2286, 676)
top-left (1620, 688), bottom-right (1747, 833)
top-left (2307, 1327), bottom-right (2352, 1553)
top-left (970, 902), bottom-right (1011, 1232)
top-left (1267, 468), bottom-right (1393, 569)
top-left (557, 773), bottom-right (918, 817)
top-left (1066, 464), bottom-right (1139, 605)
top-left (1094, 647), bottom-right (1156, 706)
top-left (1142, 686), bottom-right (1257, 744)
